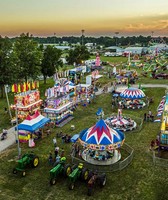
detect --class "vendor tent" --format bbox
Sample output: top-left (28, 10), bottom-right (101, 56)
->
top-left (17, 111), bottom-right (50, 132)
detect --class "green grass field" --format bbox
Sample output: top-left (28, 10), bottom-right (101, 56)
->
top-left (0, 56), bottom-right (168, 200)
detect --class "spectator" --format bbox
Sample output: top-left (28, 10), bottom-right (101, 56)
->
top-left (60, 148), bottom-right (65, 157)
top-left (61, 135), bottom-right (66, 143)
top-left (54, 146), bottom-right (59, 157)
top-left (48, 151), bottom-right (53, 165)
top-left (53, 137), bottom-right (57, 147)
top-left (47, 129), bottom-right (51, 136)
top-left (54, 155), bottom-right (61, 166)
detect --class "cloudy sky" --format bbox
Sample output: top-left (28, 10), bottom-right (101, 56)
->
top-left (0, 0), bottom-right (168, 37)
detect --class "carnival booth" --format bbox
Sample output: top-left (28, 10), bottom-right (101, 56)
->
top-left (44, 80), bottom-right (74, 127)
top-left (76, 84), bottom-right (93, 104)
top-left (159, 92), bottom-right (168, 148)
top-left (86, 70), bottom-right (103, 85)
top-left (119, 87), bottom-right (146, 109)
top-left (11, 82), bottom-right (42, 120)
top-left (77, 119), bottom-right (125, 165)
top-left (105, 109), bottom-right (137, 132)
top-left (17, 111), bottom-right (50, 146)
top-left (154, 95), bottom-right (166, 122)
top-left (69, 66), bottom-right (86, 84)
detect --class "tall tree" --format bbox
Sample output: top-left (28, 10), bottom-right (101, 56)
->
top-left (14, 33), bottom-right (43, 82)
top-left (66, 45), bottom-right (90, 65)
top-left (0, 36), bottom-right (18, 97)
top-left (41, 45), bottom-right (63, 84)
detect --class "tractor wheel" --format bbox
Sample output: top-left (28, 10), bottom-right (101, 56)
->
top-left (99, 173), bottom-right (106, 187)
top-left (50, 178), bottom-right (56, 185)
top-left (13, 168), bottom-right (17, 174)
top-left (64, 164), bottom-right (72, 177)
top-left (69, 182), bottom-right (75, 190)
top-left (32, 156), bottom-right (39, 168)
top-left (22, 171), bottom-right (26, 177)
top-left (81, 168), bottom-right (89, 181)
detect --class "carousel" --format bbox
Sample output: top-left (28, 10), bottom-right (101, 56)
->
top-left (119, 87), bottom-right (146, 109)
top-left (78, 119), bottom-right (125, 165)
top-left (105, 109), bottom-right (137, 132)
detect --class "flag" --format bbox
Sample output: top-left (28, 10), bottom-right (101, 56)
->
top-left (18, 84), bottom-right (21, 93)
top-left (14, 84), bottom-right (18, 93)
top-left (12, 84), bottom-right (15, 92)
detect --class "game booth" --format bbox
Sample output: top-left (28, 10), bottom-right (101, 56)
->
top-left (76, 84), bottom-right (94, 105)
top-left (11, 82), bottom-right (42, 120)
top-left (119, 87), bottom-right (146, 109)
top-left (44, 81), bottom-right (74, 127)
top-left (105, 109), bottom-right (137, 132)
top-left (159, 92), bottom-right (168, 149)
top-left (77, 119), bottom-right (125, 165)
top-left (17, 111), bottom-right (50, 147)
top-left (69, 66), bottom-right (86, 84)
top-left (86, 70), bottom-right (103, 86)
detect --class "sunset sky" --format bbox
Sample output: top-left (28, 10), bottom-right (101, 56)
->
top-left (0, 0), bottom-right (168, 37)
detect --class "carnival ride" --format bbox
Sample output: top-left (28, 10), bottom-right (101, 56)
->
top-left (77, 119), bottom-right (125, 165)
top-left (105, 109), bottom-right (137, 132)
top-left (119, 87), bottom-right (146, 109)
top-left (13, 153), bottom-right (39, 177)
top-left (115, 70), bottom-right (138, 85)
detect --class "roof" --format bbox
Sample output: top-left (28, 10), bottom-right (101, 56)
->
top-left (106, 46), bottom-right (124, 51)
top-left (79, 119), bottom-right (125, 147)
top-left (17, 111), bottom-right (50, 132)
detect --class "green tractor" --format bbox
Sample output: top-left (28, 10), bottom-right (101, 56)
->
top-left (50, 157), bottom-right (72, 185)
top-left (13, 153), bottom-right (39, 177)
top-left (68, 163), bottom-right (89, 190)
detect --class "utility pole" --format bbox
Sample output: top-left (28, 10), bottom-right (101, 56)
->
top-left (54, 33), bottom-right (56, 45)
top-left (4, 85), bottom-right (12, 120)
top-left (81, 29), bottom-right (85, 46)
top-left (15, 105), bottom-right (21, 158)
top-left (115, 32), bottom-right (119, 46)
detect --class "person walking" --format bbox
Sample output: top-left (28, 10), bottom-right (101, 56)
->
top-left (60, 148), bottom-right (65, 158)
top-left (53, 137), bottom-right (57, 147)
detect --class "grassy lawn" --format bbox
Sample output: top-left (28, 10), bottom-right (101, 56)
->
top-left (0, 87), bottom-right (167, 200)
top-left (0, 57), bottom-right (168, 200)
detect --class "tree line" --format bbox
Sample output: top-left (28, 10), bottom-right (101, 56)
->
top-left (0, 33), bottom-right (90, 97)
top-left (10, 35), bottom-right (168, 47)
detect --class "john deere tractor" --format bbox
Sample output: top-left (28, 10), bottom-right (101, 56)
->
top-left (49, 157), bottom-right (72, 185)
top-left (87, 171), bottom-right (106, 196)
top-left (13, 153), bottom-right (39, 177)
top-left (68, 163), bottom-right (89, 190)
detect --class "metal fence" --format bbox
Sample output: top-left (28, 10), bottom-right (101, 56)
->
top-left (70, 143), bottom-right (134, 173)
top-left (152, 151), bottom-right (168, 167)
